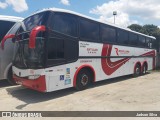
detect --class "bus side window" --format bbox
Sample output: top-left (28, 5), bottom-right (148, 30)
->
top-left (138, 35), bottom-right (146, 47)
top-left (117, 29), bottom-right (128, 45)
top-left (101, 25), bottom-right (116, 43)
top-left (0, 20), bottom-right (15, 42)
top-left (146, 38), bottom-right (151, 48)
top-left (48, 38), bottom-right (64, 60)
top-left (79, 18), bottom-right (99, 42)
top-left (52, 13), bottom-right (78, 37)
top-left (129, 33), bottom-right (138, 46)
top-left (151, 39), bottom-right (157, 49)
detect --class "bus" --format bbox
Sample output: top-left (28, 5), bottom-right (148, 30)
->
top-left (3, 8), bottom-right (156, 92)
top-left (0, 15), bottom-right (23, 84)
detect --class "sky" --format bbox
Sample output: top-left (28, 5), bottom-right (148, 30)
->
top-left (0, 0), bottom-right (160, 28)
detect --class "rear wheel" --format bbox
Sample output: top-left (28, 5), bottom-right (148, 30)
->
top-left (7, 67), bottom-right (17, 85)
top-left (142, 64), bottom-right (147, 74)
top-left (76, 69), bottom-right (91, 90)
top-left (133, 64), bottom-right (141, 77)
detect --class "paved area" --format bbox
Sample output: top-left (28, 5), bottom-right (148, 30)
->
top-left (0, 71), bottom-right (160, 120)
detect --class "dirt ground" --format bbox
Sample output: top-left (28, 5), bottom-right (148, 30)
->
top-left (0, 71), bottom-right (160, 120)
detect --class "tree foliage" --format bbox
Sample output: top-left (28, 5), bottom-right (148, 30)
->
top-left (127, 24), bottom-right (143, 33)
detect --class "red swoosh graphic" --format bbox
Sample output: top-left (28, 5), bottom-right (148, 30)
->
top-left (101, 44), bottom-right (130, 75)
top-left (101, 44), bottom-right (156, 75)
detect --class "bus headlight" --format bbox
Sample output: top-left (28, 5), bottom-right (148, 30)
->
top-left (28, 75), bottom-right (40, 80)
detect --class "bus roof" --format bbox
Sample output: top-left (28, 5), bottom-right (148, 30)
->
top-left (0, 15), bottom-right (23, 22)
top-left (29, 8), bottom-right (156, 40)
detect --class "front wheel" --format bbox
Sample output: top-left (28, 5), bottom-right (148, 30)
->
top-left (7, 67), bottom-right (17, 85)
top-left (76, 69), bottom-right (91, 90)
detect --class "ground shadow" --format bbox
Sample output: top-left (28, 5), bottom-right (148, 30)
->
top-left (91, 72), bottom-right (150, 89)
top-left (0, 79), bottom-right (11, 88)
top-left (6, 86), bottom-right (76, 109)
top-left (6, 72), bottom-right (150, 109)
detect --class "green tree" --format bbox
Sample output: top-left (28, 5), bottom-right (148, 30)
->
top-left (142, 24), bottom-right (159, 36)
top-left (128, 24), bottom-right (143, 33)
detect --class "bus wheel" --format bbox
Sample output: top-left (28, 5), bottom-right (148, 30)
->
top-left (7, 67), bottom-right (17, 85)
top-left (133, 64), bottom-right (141, 77)
top-left (142, 64), bottom-right (147, 74)
top-left (76, 69), bottom-right (91, 90)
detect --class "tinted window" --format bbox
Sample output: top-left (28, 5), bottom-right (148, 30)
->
top-left (47, 34), bottom-right (78, 66)
top-left (23, 12), bottom-right (47, 31)
top-left (65, 40), bottom-right (78, 62)
top-left (101, 25), bottom-right (116, 43)
top-left (0, 20), bottom-right (15, 42)
top-left (48, 38), bottom-right (64, 59)
top-left (79, 18), bottom-right (99, 41)
top-left (7, 22), bottom-right (21, 35)
top-left (151, 39), bottom-right (157, 49)
top-left (129, 33), bottom-right (138, 46)
top-left (117, 29), bottom-right (128, 44)
top-left (53, 13), bottom-right (77, 37)
top-left (6, 22), bottom-right (21, 42)
top-left (146, 38), bottom-right (151, 48)
top-left (138, 35), bottom-right (146, 47)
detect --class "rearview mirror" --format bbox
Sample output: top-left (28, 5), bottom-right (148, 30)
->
top-left (1, 34), bottom-right (15, 50)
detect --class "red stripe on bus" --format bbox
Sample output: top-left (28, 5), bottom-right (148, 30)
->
top-left (101, 44), bottom-right (130, 75)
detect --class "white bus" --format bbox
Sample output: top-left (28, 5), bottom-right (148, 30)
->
top-left (4, 8), bottom-right (156, 92)
top-left (0, 15), bottom-right (23, 84)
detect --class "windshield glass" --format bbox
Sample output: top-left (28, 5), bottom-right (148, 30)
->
top-left (13, 11), bottom-right (49, 69)
top-left (0, 20), bottom-right (15, 42)
top-left (13, 38), bottom-right (45, 69)
top-left (23, 12), bottom-right (45, 31)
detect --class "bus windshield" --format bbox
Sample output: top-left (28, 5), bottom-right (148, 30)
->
top-left (0, 20), bottom-right (15, 42)
top-left (13, 38), bottom-right (45, 69)
top-left (13, 12), bottom-right (49, 69)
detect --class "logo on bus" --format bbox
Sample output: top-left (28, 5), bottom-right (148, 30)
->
top-left (114, 48), bottom-right (129, 56)
top-left (87, 48), bottom-right (98, 54)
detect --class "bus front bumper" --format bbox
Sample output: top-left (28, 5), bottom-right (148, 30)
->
top-left (13, 74), bottom-right (46, 92)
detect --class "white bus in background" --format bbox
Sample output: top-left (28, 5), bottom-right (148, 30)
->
top-left (3, 8), bottom-right (156, 92)
top-left (0, 15), bottom-right (23, 84)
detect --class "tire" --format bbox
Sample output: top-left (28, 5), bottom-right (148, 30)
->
top-left (7, 67), bottom-right (17, 85)
top-left (133, 64), bottom-right (141, 77)
top-left (76, 69), bottom-right (91, 90)
top-left (142, 64), bottom-right (147, 74)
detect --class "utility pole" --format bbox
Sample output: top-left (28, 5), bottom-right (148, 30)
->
top-left (113, 11), bottom-right (117, 24)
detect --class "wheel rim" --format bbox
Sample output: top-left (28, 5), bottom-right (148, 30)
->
top-left (136, 67), bottom-right (140, 75)
top-left (81, 74), bottom-right (89, 86)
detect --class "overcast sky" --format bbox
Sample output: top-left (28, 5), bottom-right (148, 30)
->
top-left (0, 0), bottom-right (160, 28)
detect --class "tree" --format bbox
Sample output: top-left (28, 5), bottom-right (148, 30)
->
top-left (128, 24), bottom-right (143, 33)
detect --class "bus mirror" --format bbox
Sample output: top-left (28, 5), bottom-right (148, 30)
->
top-left (1, 34), bottom-right (15, 50)
top-left (29, 25), bottom-right (46, 49)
